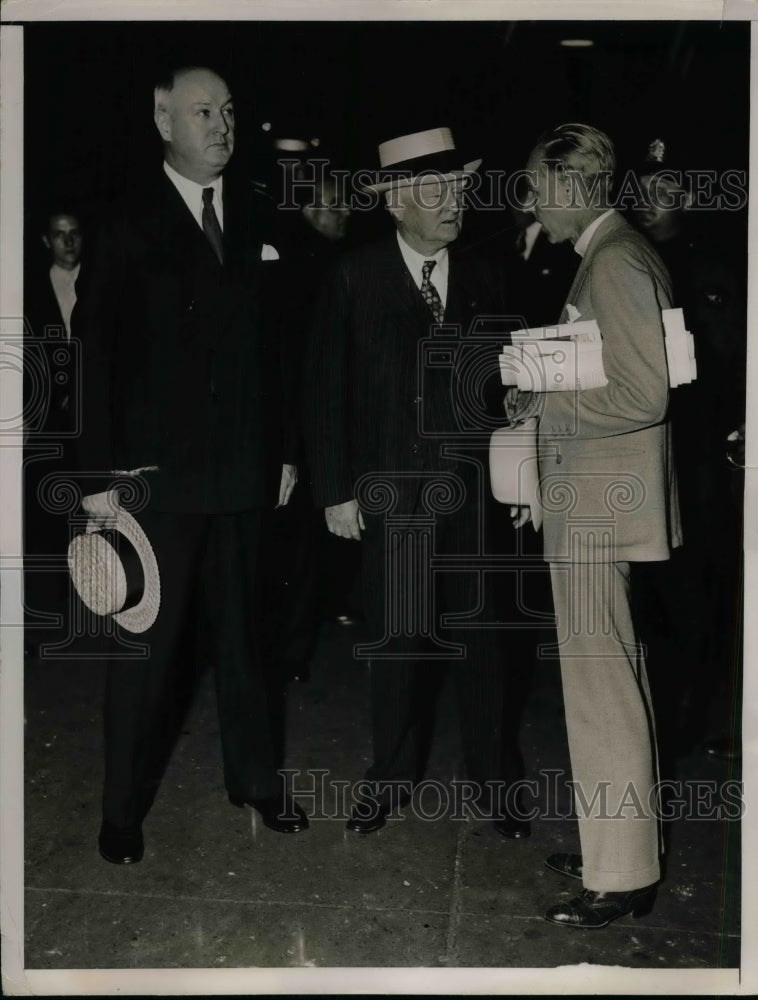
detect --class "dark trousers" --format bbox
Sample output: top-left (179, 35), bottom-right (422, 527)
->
top-left (259, 480), bottom-right (362, 676)
top-left (102, 507), bottom-right (281, 828)
top-left (358, 490), bottom-right (522, 807)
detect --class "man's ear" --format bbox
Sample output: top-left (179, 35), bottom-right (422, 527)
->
top-left (384, 189), bottom-right (404, 222)
top-left (154, 107), bottom-right (171, 142)
top-left (41, 235), bottom-right (51, 251)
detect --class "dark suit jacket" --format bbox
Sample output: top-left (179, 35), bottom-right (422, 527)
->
top-left (72, 170), bottom-right (290, 513)
top-left (304, 235), bottom-right (511, 515)
top-left (24, 267), bottom-right (76, 436)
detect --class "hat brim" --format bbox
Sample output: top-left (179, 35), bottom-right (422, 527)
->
top-left (362, 159), bottom-right (482, 194)
top-left (68, 509), bottom-right (161, 634)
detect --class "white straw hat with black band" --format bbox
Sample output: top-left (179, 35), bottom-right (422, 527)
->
top-left (362, 127), bottom-right (482, 193)
top-left (68, 492), bottom-right (160, 634)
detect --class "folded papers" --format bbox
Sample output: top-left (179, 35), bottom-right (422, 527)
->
top-left (498, 308), bottom-right (696, 392)
top-left (490, 309), bottom-right (697, 517)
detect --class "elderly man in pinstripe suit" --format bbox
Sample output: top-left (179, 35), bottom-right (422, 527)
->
top-left (305, 127), bottom-right (528, 838)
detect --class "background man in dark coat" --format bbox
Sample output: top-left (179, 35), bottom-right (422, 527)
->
top-left (72, 66), bottom-right (308, 865)
top-left (259, 169), bottom-right (359, 684)
top-left (305, 127), bottom-right (528, 838)
top-left (24, 208), bottom-right (84, 650)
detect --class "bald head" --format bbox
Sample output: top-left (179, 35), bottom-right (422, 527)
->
top-left (153, 67), bottom-right (235, 184)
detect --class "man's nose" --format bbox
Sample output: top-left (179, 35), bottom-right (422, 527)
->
top-left (213, 111), bottom-right (231, 134)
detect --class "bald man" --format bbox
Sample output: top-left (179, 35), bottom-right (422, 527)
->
top-left (73, 66), bottom-right (307, 865)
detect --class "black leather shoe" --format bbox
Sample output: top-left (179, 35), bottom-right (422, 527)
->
top-left (493, 816), bottom-right (531, 839)
top-left (335, 614), bottom-right (358, 627)
top-left (98, 821), bottom-right (144, 865)
top-left (229, 794), bottom-right (309, 833)
top-left (545, 852), bottom-right (583, 879)
top-left (545, 885), bottom-right (657, 929)
top-left (346, 793), bottom-right (411, 834)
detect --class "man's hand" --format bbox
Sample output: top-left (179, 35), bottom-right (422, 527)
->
top-left (504, 388), bottom-right (540, 426)
top-left (509, 504), bottom-right (532, 529)
top-left (325, 499), bottom-right (365, 540)
top-left (82, 489), bottom-right (122, 527)
top-left (277, 464), bottom-right (298, 508)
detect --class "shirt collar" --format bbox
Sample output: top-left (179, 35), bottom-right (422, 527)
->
top-left (163, 160), bottom-right (223, 219)
top-left (573, 208), bottom-right (615, 258)
top-left (50, 262), bottom-right (80, 282)
top-left (396, 230), bottom-right (449, 285)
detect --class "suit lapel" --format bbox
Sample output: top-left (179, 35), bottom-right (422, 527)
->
top-left (378, 237), bottom-right (432, 336)
top-left (150, 174), bottom-right (222, 272)
top-left (560, 211), bottom-right (625, 321)
top-left (221, 178), bottom-right (261, 277)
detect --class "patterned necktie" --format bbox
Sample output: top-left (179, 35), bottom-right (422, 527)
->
top-left (421, 259), bottom-right (444, 323)
top-left (202, 187), bottom-right (224, 264)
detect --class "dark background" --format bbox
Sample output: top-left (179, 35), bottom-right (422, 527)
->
top-left (19, 19), bottom-right (750, 249)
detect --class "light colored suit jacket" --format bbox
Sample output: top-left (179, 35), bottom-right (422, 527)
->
top-left (537, 211), bottom-right (682, 563)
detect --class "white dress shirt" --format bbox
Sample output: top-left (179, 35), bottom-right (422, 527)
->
top-left (573, 208), bottom-right (615, 258)
top-left (49, 262), bottom-right (80, 337)
top-left (396, 231), bottom-right (449, 308)
top-left (163, 160), bottom-right (224, 231)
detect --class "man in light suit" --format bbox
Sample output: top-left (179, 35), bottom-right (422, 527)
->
top-left (305, 127), bottom-right (528, 838)
top-left (73, 66), bottom-right (308, 865)
top-left (509, 123), bottom-right (681, 927)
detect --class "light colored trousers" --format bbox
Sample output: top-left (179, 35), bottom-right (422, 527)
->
top-left (549, 560), bottom-right (661, 892)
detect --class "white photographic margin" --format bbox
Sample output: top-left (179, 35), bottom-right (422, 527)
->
top-left (1, 0), bottom-right (755, 995)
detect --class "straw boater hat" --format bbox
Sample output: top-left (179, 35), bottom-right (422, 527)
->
top-left (363, 127), bottom-right (482, 193)
top-left (68, 492), bottom-right (161, 634)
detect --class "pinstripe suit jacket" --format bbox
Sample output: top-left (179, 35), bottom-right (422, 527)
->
top-left (305, 235), bottom-right (508, 515)
top-left (537, 211), bottom-right (683, 562)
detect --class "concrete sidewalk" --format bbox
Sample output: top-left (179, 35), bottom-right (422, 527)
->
top-left (24, 619), bottom-right (740, 971)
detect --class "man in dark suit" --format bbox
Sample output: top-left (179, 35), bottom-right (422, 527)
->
top-left (305, 127), bottom-right (528, 837)
top-left (630, 141), bottom-right (745, 762)
top-left (259, 170), bottom-right (358, 684)
top-left (73, 66), bottom-right (308, 865)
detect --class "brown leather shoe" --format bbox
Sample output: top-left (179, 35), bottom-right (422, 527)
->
top-left (545, 885), bottom-right (656, 929)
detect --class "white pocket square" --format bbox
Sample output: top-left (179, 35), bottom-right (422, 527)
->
top-left (261, 243), bottom-right (279, 261)
top-left (566, 303), bottom-right (581, 323)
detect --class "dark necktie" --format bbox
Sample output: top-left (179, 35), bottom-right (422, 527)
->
top-left (202, 187), bottom-right (224, 264)
top-left (421, 259), bottom-right (444, 323)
